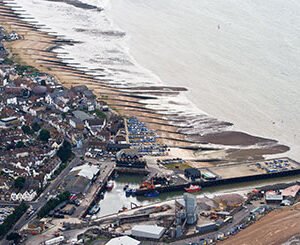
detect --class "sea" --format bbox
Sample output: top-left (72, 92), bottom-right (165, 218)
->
top-left (11, 0), bottom-right (300, 160)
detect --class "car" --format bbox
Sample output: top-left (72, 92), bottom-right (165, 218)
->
top-left (74, 199), bottom-right (81, 206)
top-left (217, 233), bottom-right (225, 240)
top-left (199, 239), bottom-right (207, 245)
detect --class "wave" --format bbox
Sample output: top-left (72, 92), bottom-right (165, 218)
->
top-left (45, 0), bottom-right (101, 10)
top-left (9, 0), bottom-right (291, 159)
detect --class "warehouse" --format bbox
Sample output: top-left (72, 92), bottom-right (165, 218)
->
top-left (184, 168), bottom-right (201, 181)
top-left (131, 225), bottom-right (165, 239)
top-left (64, 164), bottom-right (100, 194)
top-left (196, 222), bottom-right (217, 234)
top-left (106, 236), bottom-right (140, 245)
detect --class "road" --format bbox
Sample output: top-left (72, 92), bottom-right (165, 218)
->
top-left (0, 148), bottom-right (84, 244)
top-left (171, 204), bottom-right (254, 245)
top-left (221, 203), bottom-right (300, 245)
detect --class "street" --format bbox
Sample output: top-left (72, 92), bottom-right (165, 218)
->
top-left (0, 148), bottom-right (84, 245)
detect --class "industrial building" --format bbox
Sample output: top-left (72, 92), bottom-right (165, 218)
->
top-left (184, 193), bottom-right (198, 225)
top-left (265, 191), bottom-right (283, 204)
top-left (184, 168), bottom-right (201, 181)
top-left (106, 236), bottom-right (140, 245)
top-left (63, 164), bottom-right (100, 194)
top-left (131, 225), bottom-right (165, 239)
top-left (196, 222), bottom-right (218, 234)
top-left (116, 149), bottom-right (146, 169)
top-left (173, 193), bottom-right (198, 237)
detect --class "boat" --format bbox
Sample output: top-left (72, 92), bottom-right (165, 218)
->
top-left (125, 188), bottom-right (132, 197)
top-left (184, 185), bottom-right (201, 193)
top-left (99, 192), bottom-right (105, 199)
top-left (88, 204), bottom-right (100, 215)
top-left (144, 190), bottom-right (160, 198)
top-left (118, 206), bottom-right (128, 213)
top-left (106, 180), bottom-right (114, 191)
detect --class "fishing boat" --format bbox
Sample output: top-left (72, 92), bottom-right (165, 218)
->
top-left (88, 204), bottom-right (100, 215)
top-left (106, 180), bottom-right (114, 191)
top-left (144, 190), bottom-right (160, 198)
top-left (131, 188), bottom-right (137, 196)
top-left (125, 188), bottom-right (137, 197)
top-left (125, 188), bottom-right (132, 197)
top-left (123, 184), bottom-right (129, 191)
top-left (184, 184), bottom-right (201, 193)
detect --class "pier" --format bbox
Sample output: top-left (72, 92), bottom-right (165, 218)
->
top-left (135, 157), bottom-right (300, 196)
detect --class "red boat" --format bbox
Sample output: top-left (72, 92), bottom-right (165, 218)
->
top-left (185, 185), bottom-right (201, 193)
top-left (106, 180), bottom-right (114, 191)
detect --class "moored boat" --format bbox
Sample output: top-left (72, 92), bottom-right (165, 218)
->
top-left (106, 180), bottom-right (114, 191)
top-left (184, 184), bottom-right (201, 193)
top-left (88, 204), bottom-right (100, 215)
top-left (125, 188), bottom-right (132, 197)
top-left (144, 190), bottom-right (160, 198)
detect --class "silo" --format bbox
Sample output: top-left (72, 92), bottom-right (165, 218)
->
top-left (184, 193), bottom-right (197, 225)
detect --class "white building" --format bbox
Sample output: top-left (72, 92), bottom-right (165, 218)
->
top-left (11, 190), bottom-right (37, 202)
top-left (7, 97), bottom-right (17, 105)
top-left (106, 236), bottom-right (140, 245)
top-left (70, 164), bottom-right (100, 180)
top-left (131, 225), bottom-right (165, 240)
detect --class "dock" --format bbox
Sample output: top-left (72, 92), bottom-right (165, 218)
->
top-left (135, 157), bottom-right (300, 196)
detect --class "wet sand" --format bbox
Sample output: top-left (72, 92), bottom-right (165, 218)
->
top-left (0, 0), bottom-right (290, 161)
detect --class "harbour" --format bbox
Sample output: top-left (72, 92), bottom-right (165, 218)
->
top-left (93, 167), bottom-right (300, 218)
top-left (0, 0), bottom-right (299, 244)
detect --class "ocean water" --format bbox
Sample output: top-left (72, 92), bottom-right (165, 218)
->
top-left (9, 0), bottom-right (300, 160)
top-left (108, 0), bottom-right (300, 159)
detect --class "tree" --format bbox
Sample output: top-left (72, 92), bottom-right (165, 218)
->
top-left (38, 129), bottom-right (50, 142)
top-left (14, 177), bottom-right (26, 190)
top-left (0, 202), bottom-right (28, 239)
top-left (57, 140), bottom-right (72, 163)
top-left (37, 191), bottom-right (70, 218)
top-left (21, 125), bottom-right (32, 135)
top-left (6, 232), bottom-right (21, 243)
top-left (6, 143), bottom-right (15, 151)
top-left (16, 141), bottom-right (25, 148)
top-left (31, 122), bottom-right (41, 132)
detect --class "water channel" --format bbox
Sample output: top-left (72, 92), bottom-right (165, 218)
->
top-left (96, 173), bottom-right (300, 217)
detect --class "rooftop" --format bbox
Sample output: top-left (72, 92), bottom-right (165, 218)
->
top-left (106, 236), bottom-right (140, 245)
top-left (71, 164), bottom-right (99, 180)
top-left (73, 110), bottom-right (93, 121)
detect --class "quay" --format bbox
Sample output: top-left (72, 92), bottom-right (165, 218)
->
top-left (135, 157), bottom-right (300, 196)
top-left (81, 161), bottom-right (115, 218)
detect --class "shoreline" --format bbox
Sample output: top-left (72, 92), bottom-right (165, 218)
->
top-left (0, 0), bottom-right (291, 162)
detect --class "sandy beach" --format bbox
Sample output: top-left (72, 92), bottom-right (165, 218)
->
top-left (0, 0), bottom-right (290, 162)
